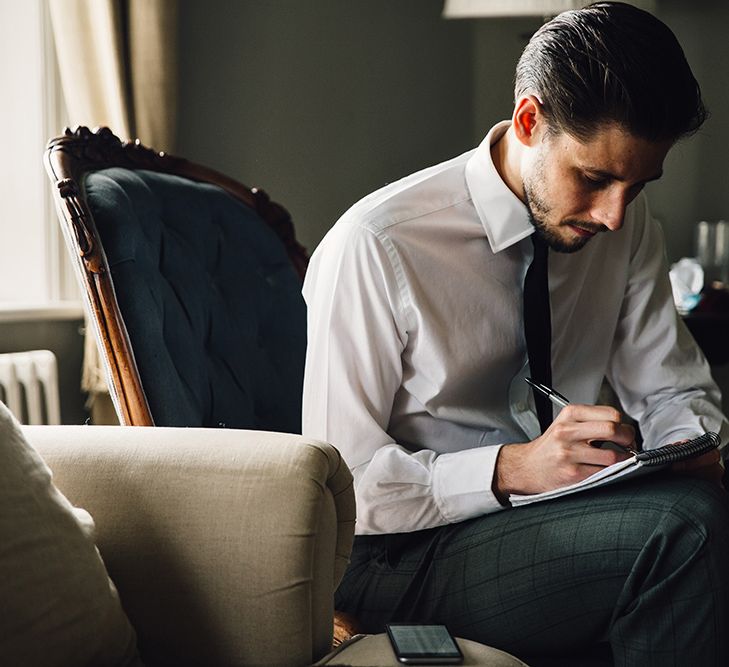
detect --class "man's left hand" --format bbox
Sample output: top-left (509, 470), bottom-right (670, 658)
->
top-left (671, 448), bottom-right (725, 488)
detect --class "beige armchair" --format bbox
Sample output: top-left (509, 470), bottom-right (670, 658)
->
top-left (23, 424), bottom-right (355, 667)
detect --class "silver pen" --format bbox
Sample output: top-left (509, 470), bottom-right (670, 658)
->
top-left (525, 377), bottom-right (569, 408)
top-left (524, 377), bottom-right (636, 454)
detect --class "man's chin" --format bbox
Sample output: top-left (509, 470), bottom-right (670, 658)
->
top-left (534, 227), bottom-right (592, 254)
top-left (551, 235), bottom-right (592, 254)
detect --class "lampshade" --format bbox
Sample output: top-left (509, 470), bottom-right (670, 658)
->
top-left (443, 0), bottom-right (655, 18)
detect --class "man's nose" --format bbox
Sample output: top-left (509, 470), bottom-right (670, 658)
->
top-left (591, 190), bottom-right (628, 231)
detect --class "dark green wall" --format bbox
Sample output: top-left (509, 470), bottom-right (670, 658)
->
top-left (176, 0), bottom-right (474, 254)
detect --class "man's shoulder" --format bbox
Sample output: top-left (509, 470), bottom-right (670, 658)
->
top-left (339, 148), bottom-right (476, 235)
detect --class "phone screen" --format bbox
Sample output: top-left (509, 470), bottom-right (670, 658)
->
top-left (386, 624), bottom-right (464, 664)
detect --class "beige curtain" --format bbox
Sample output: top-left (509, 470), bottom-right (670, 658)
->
top-left (49, 0), bottom-right (178, 424)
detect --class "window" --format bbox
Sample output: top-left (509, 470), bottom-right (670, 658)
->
top-left (0, 0), bottom-right (78, 310)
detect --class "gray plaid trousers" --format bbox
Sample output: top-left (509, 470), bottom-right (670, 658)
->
top-left (336, 474), bottom-right (729, 666)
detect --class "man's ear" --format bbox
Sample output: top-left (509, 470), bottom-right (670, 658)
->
top-left (513, 95), bottom-right (546, 147)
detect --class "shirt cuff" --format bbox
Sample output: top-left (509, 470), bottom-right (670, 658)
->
top-left (432, 444), bottom-right (506, 522)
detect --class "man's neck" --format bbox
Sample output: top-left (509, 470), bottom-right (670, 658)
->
top-left (490, 125), bottom-right (526, 205)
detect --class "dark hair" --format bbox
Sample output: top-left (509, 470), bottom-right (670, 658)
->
top-left (514, 2), bottom-right (707, 142)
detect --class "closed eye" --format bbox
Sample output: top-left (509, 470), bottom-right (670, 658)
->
top-left (582, 173), bottom-right (608, 188)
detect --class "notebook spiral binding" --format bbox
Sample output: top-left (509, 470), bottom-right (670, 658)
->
top-left (636, 432), bottom-right (720, 466)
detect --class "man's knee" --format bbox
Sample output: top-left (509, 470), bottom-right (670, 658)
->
top-left (650, 476), bottom-right (729, 540)
top-left (614, 476), bottom-right (729, 600)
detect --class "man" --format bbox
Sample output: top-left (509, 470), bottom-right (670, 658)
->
top-left (302, 3), bottom-right (729, 664)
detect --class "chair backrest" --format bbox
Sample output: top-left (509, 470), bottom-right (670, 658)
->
top-left (44, 126), bottom-right (309, 432)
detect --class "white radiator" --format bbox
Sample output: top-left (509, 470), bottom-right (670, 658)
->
top-left (0, 350), bottom-right (61, 425)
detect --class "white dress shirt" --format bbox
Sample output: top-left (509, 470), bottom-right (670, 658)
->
top-left (302, 121), bottom-right (728, 535)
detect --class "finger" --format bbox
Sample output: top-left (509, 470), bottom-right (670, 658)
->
top-left (549, 419), bottom-right (636, 447)
top-left (573, 442), bottom-right (632, 467)
top-left (589, 439), bottom-right (636, 456)
top-left (558, 462), bottom-right (618, 487)
top-left (672, 448), bottom-right (721, 472)
top-left (556, 403), bottom-right (624, 424)
top-left (544, 437), bottom-right (632, 468)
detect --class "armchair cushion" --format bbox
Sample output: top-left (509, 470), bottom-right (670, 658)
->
top-left (0, 403), bottom-right (139, 666)
top-left (23, 424), bottom-right (356, 667)
top-left (84, 167), bottom-right (307, 431)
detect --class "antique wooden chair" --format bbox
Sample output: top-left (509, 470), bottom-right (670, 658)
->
top-left (44, 126), bottom-right (359, 647)
top-left (44, 126), bottom-right (308, 430)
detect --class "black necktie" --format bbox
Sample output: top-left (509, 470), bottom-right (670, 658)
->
top-left (523, 234), bottom-right (553, 433)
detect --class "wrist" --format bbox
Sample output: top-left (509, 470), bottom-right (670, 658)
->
top-left (493, 442), bottom-right (528, 500)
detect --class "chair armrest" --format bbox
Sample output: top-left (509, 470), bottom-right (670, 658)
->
top-left (22, 425), bottom-right (355, 667)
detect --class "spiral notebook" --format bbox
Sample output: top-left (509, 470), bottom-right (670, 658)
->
top-left (510, 431), bottom-right (721, 507)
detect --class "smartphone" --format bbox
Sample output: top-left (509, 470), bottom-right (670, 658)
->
top-left (386, 623), bottom-right (464, 664)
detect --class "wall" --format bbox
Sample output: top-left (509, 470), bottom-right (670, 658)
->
top-left (176, 0), bottom-right (474, 254)
top-left (645, 0), bottom-right (729, 263)
top-left (471, 16), bottom-right (540, 137)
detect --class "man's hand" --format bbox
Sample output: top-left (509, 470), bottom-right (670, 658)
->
top-left (671, 447), bottom-right (725, 488)
top-left (494, 404), bottom-right (636, 497)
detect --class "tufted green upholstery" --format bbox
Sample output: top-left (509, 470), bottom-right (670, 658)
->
top-left (83, 167), bottom-right (306, 433)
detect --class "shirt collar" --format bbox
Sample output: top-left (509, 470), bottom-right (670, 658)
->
top-left (465, 121), bottom-right (533, 253)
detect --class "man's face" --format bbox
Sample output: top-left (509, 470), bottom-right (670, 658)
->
top-left (522, 124), bottom-right (672, 253)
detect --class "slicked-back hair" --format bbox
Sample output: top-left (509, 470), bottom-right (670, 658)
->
top-left (514, 2), bottom-right (707, 142)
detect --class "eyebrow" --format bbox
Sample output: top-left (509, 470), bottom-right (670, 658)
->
top-left (582, 167), bottom-right (664, 184)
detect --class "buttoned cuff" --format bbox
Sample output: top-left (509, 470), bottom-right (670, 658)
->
top-left (432, 444), bottom-right (507, 523)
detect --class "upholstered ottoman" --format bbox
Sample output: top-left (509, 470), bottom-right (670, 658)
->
top-left (314, 633), bottom-right (529, 666)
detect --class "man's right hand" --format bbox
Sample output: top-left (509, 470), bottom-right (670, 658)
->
top-left (493, 404), bottom-right (636, 497)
